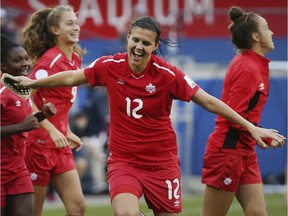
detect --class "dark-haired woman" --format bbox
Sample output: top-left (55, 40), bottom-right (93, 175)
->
top-left (201, 6), bottom-right (285, 216)
top-left (16, 15), bottom-right (285, 216)
top-left (0, 35), bottom-right (56, 216)
top-left (21, 5), bottom-right (86, 216)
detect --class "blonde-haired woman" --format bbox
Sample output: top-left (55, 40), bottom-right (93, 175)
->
top-left (22, 5), bottom-right (86, 216)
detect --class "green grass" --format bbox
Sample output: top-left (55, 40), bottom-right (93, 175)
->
top-left (42, 193), bottom-right (287, 216)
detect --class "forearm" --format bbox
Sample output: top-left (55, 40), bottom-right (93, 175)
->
top-left (211, 98), bottom-right (254, 131)
top-left (192, 89), bottom-right (254, 132)
top-left (31, 69), bottom-right (86, 88)
top-left (1, 124), bottom-right (23, 137)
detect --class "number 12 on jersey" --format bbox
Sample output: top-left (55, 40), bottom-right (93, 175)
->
top-left (126, 97), bottom-right (143, 119)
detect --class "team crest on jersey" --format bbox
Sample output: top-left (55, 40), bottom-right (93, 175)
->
top-left (15, 100), bottom-right (21, 107)
top-left (31, 172), bottom-right (38, 181)
top-left (223, 177), bottom-right (232, 185)
top-left (145, 83), bottom-right (156, 94)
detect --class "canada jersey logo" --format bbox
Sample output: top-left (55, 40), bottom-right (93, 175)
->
top-left (223, 177), bottom-right (232, 185)
top-left (31, 172), bottom-right (38, 181)
top-left (145, 83), bottom-right (156, 94)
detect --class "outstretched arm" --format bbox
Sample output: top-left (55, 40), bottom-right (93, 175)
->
top-left (191, 89), bottom-right (286, 148)
top-left (15, 69), bottom-right (87, 88)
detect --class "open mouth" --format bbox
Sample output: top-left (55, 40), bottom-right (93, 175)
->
top-left (132, 50), bottom-right (144, 61)
top-left (71, 33), bottom-right (79, 37)
top-left (21, 69), bottom-right (30, 76)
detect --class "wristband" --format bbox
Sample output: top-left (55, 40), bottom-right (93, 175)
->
top-left (34, 112), bottom-right (46, 122)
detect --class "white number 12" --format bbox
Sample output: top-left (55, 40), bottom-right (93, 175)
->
top-left (165, 179), bottom-right (180, 200)
top-left (126, 97), bottom-right (143, 119)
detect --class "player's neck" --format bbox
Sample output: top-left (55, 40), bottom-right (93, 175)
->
top-left (56, 44), bottom-right (74, 61)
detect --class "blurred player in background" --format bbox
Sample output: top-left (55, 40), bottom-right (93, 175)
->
top-left (15, 15), bottom-right (285, 216)
top-left (201, 6), bottom-right (286, 216)
top-left (1, 34), bottom-right (56, 216)
top-left (21, 5), bottom-right (86, 216)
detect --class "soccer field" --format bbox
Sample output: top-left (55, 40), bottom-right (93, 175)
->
top-left (42, 193), bottom-right (287, 216)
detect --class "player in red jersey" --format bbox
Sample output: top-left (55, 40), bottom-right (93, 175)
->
top-left (1, 35), bottom-right (56, 216)
top-left (201, 6), bottom-right (286, 216)
top-left (21, 5), bottom-right (86, 216)
top-left (16, 16), bottom-right (285, 216)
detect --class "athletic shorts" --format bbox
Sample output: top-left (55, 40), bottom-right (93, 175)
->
top-left (25, 141), bottom-right (76, 186)
top-left (1, 170), bottom-right (34, 207)
top-left (107, 161), bottom-right (182, 214)
top-left (202, 149), bottom-right (262, 192)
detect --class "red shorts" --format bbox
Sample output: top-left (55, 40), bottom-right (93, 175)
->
top-left (25, 141), bottom-right (76, 186)
top-left (1, 169), bottom-right (34, 207)
top-left (202, 149), bottom-right (262, 192)
top-left (107, 161), bottom-right (182, 214)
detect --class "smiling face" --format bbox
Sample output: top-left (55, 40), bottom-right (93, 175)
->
top-left (127, 26), bottom-right (160, 73)
top-left (51, 10), bottom-right (80, 46)
top-left (1, 46), bottom-right (31, 77)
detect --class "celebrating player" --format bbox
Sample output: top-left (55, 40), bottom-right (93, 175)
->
top-left (15, 15), bottom-right (285, 216)
top-left (21, 5), bottom-right (86, 216)
top-left (1, 34), bottom-right (56, 216)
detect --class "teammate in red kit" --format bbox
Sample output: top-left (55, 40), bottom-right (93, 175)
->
top-left (0, 35), bottom-right (56, 216)
top-left (201, 6), bottom-right (286, 216)
top-left (16, 16), bottom-right (285, 216)
top-left (21, 5), bottom-right (86, 216)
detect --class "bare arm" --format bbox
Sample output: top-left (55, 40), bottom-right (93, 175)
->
top-left (66, 124), bottom-right (84, 151)
top-left (191, 89), bottom-right (252, 127)
top-left (16, 69), bottom-right (87, 88)
top-left (31, 98), bottom-right (70, 148)
top-left (2, 98), bottom-right (57, 137)
top-left (191, 89), bottom-right (286, 147)
top-left (1, 115), bottom-right (39, 137)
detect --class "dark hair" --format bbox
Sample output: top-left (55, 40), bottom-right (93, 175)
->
top-left (22, 5), bottom-right (85, 63)
top-left (128, 16), bottom-right (178, 56)
top-left (228, 6), bottom-right (260, 49)
top-left (1, 34), bottom-right (21, 62)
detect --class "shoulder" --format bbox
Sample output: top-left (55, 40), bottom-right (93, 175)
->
top-left (0, 86), bottom-right (24, 106)
top-left (87, 52), bottom-right (126, 68)
top-left (229, 53), bottom-right (258, 77)
top-left (151, 55), bottom-right (180, 78)
top-left (101, 52), bottom-right (126, 64)
top-left (35, 47), bottom-right (64, 69)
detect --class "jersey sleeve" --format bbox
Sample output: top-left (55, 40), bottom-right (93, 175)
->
top-left (29, 57), bottom-right (54, 80)
top-left (168, 67), bottom-right (200, 102)
top-left (84, 56), bottom-right (112, 87)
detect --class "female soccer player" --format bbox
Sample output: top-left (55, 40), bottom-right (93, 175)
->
top-left (201, 6), bottom-right (285, 216)
top-left (1, 35), bottom-right (56, 216)
top-left (21, 5), bottom-right (86, 216)
top-left (16, 15), bottom-right (285, 216)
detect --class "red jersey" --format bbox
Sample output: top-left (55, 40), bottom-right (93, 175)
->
top-left (0, 82), bottom-right (33, 183)
top-left (84, 53), bottom-right (200, 165)
top-left (29, 46), bottom-right (82, 148)
top-left (207, 50), bottom-right (270, 152)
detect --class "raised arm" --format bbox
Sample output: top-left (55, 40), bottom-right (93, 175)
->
top-left (191, 89), bottom-right (286, 147)
top-left (16, 69), bottom-right (87, 88)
